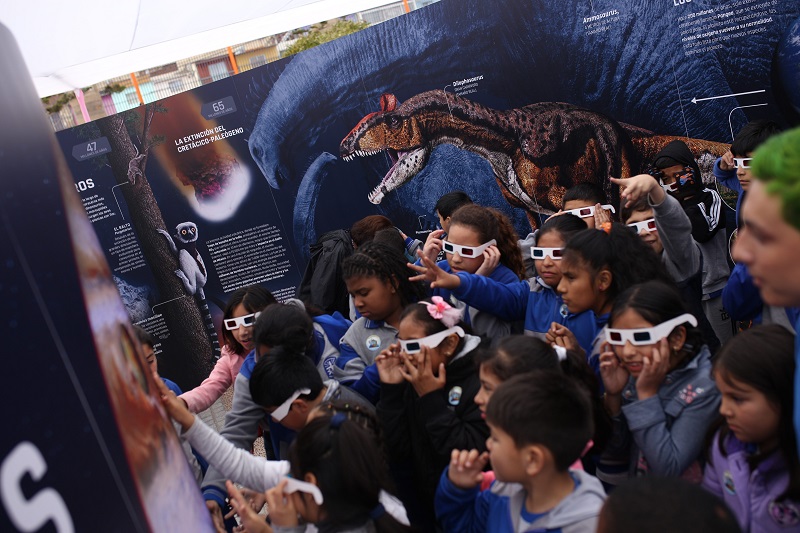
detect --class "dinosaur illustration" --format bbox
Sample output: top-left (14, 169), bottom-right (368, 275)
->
top-left (340, 90), bottom-right (729, 226)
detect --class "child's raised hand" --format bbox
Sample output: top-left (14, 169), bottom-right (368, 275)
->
top-left (264, 480), bottom-right (299, 528)
top-left (408, 251), bottom-right (461, 290)
top-left (154, 375), bottom-right (195, 430)
top-left (226, 481), bottom-right (272, 533)
top-left (422, 229), bottom-right (446, 263)
top-left (635, 338), bottom-right (671, 400)
top-left (375, 343), bottom-right (406, 385)
top-left (448, 449), bottom-right (490, 490)
top-left (719, 150), bottom-right (735, 172)
top-left (592, 203), bottom-right (613, 227)
top-left (546, 322), bottom-right (583, 355)
top-left (400, 345), bottom-right (446, 397)
top-left (611, 174), bottom-right (662, 208)
top-left (475, 245), bottom-right (501, 277)
top-left (598, 342), bottom-right (629, 396)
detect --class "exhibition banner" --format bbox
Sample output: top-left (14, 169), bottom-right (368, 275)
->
top-left (0, 24), bottom-right (213, 533)
top-left (56, 0), bottom-right (800, 389)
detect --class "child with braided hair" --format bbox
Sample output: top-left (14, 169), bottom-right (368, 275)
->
top-left (334, 241), bottom-right (427, 404)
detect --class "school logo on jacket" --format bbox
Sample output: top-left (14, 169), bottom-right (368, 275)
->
top-left (365, 335), bottom-right (381, 351)
top-left (322, 355), bottom-right (337, 378)
top-left (769, 500), bottom-right (800, 527)
top-left (448, 386), bottom-right (463, 406)
top-left (723, 471), bottom-right (736, 495)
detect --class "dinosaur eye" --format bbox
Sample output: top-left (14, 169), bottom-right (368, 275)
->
top-left (387, 116), bottom-right (401, 129)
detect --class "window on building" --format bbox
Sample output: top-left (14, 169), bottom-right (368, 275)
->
top-left (208, 61), bottom-right (230, 82)
top-left (168, 80), bottom-right (184, 93)
top-left (249, 55), bottom-right (267, 68)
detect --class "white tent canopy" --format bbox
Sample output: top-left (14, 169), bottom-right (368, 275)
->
top-left (1, 0), bottom-right (397, 97)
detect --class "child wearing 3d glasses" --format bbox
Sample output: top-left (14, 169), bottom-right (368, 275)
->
top-left (612, 172), bottom-right (720, 353)
top-left (415, 204), bottom-right (526, 343)
top-left (180, 285), bottom-right (277, 413)
top-left (376, 298), bottom-right (488, 531)
top-left (648, 140), bottom-right (732, 346)
top-left (411, 214), bottom-right (598, 355)
top-left (596, 280), bottom-right (720, 487)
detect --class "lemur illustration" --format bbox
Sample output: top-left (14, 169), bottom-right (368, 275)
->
top-left (157, 222), bottom-right (222, 360)
top-left (157, 222), bottom-right (207, 299)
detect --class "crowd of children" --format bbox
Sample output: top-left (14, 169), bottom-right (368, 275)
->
top-left (140, 124), bottom-right (800, 533)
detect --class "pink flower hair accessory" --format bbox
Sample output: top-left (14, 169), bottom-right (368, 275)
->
top-left (421, 296), bottom-right (464, 328)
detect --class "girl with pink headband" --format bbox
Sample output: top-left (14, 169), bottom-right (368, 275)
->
top-left (375, 297), bottom-right (487, 531)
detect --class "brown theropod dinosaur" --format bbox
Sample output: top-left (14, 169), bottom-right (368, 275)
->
top-left (340, 90), bottom-right (729, 227)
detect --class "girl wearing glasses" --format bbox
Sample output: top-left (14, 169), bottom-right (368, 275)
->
top-left (545, 222), bottom-right (671, 371)
top-left (179, 285), bottom-right (277, 414)
top-left (614, 172), bottom-right (721, 353)
top-left (415, 204), bottom-right (525, 342)
top-left (411, 214), bottom-right (599, 354)
top-left (375, 299), bottom-right (487, 530)
top-left (596, 280), bottom-right (720, 486)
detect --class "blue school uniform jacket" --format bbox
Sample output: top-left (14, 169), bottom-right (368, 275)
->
top-left (452, 272), bottom-right (598, 356)
top-left (432, 261), bottom-right (521, 341)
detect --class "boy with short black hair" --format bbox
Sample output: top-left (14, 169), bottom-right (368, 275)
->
top-left (714, 120), bottom-right (782, 225)
top-left (559, 182), bottom-right (614, 229)
top-left (435, 190), bottom-right (474, 233)
top-left (519, 182), bottom-right (613, 276)
top-left (421, 191), bottom-right (475, 265)
top-left (436, 371), bottom-right (605, 532)
top-left (562, 182), bottom-right (605, 210)
top-left (249, 346), bottom-right (373, 433)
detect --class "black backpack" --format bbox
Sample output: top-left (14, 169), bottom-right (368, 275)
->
top-left (296, 229), bottom-right (353, 316)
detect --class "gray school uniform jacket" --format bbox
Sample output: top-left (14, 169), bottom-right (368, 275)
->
top-left (651, 194), bottom-right (701, 284)
top-left (334, 318), bottom-right (397, 386)
top-left (201, 371), bottom-right (372, 505)
top-left (651, 194), bottom-right (721, 351)
top-left (599, 346), bottom-right (720, 484)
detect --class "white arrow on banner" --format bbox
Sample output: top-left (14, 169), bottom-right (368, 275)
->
top-left (691, 90), bottom-right (766, 104)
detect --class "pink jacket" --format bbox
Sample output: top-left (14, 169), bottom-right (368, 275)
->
top-left (179, 345), bottom-right (247, 413)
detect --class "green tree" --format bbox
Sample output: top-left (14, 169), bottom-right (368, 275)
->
top-left (284, 19), bottom-right (370, 57)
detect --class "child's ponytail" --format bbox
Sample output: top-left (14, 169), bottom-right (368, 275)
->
top-left (564, 222), bottom-right (670, 301)
top-left (559, 347), bottom-right (611, 455)
top-left (289, 403), bottom-right (411, 531)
